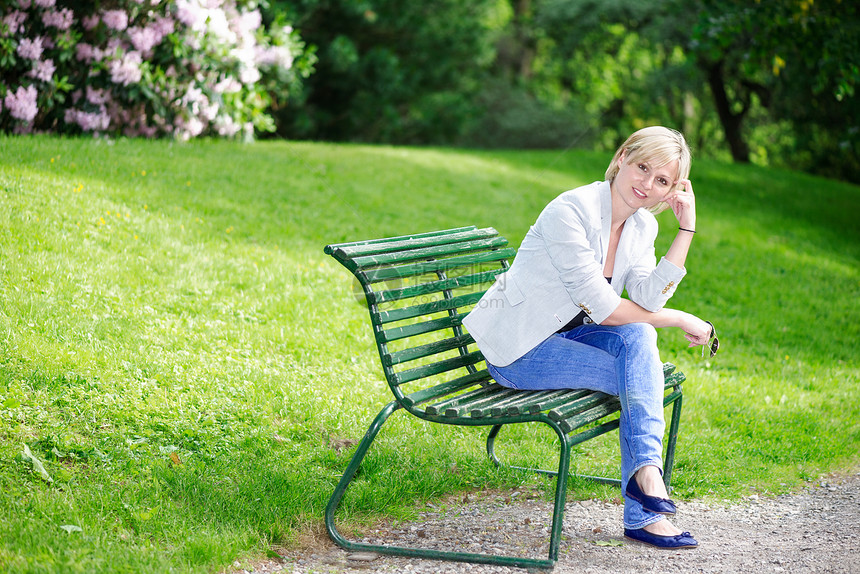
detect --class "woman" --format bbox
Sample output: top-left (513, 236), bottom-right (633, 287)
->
top-left (463, 126), bottom-right (712, 549)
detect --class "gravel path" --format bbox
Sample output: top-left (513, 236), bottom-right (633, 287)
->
top-left (232, 471), bottom-right (860, 574)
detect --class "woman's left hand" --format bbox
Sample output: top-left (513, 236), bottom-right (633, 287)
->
top-left (668, 179), bottom-right (696, 231)
top-left (684, 317), bottom-right (713, 347)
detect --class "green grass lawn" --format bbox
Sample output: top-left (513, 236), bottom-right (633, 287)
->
top-left (0, 135), bottom-right (858, 573)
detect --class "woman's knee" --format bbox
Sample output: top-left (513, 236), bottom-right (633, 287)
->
top-left (618, 322), bottom-right (658, 346)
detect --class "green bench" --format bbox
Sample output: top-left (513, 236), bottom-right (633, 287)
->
top-left (323, 225), bottom-right (686, 570)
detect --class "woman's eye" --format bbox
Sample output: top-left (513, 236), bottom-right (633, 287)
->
top-left (638, 164), bottom-right (648, 172)
top-left (658, 178), bottom-right (668, 186)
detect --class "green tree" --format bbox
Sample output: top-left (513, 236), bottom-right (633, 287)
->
top-left (268, 0), bottom-right (498, 144)
top-left (690, 0), bottom-right (860, 178)
top-left (528, 0), bottom-right (859, 180)
top-left (531, 0), bottom-right (716, 151)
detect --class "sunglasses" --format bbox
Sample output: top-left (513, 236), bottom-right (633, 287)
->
top-left (702, 321), bottom-right (720, 358)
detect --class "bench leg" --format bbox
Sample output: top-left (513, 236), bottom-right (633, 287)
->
top-left (486, 421), bottom-right (574, 563)
top-left (325, 403), bottom-right (556, 570)
top-left (662, 391), bottom-right (683, 490)
top-left (325, 400), bottom-right (399, 550)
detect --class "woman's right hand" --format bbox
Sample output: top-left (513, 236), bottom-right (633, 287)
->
top-left (668, 178), bottom-right (696, 231)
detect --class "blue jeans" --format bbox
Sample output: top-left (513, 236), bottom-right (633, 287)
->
top-left (486, 323), bottom-right (666, 530)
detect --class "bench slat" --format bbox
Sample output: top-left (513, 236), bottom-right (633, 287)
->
top-left (473, 389), bottom-right (550, 417)
top-left (522, 389), bottom-right (594, 415)
top-left (425, 384), bottom-right (516, 417)
top-left (370, 269), bottom-right (504, 305)
top-left (392, 350), bottom-right (485, 386)
top-left (466, 389), bottom-right (592, 419)
top-left (664, 371), bottom-right (685, 387)
top-left (325, 226), bottom-right (477, 253)
top-left (352, 237), bottom-right (509, 269)
top-left (556, 398), bottom-right (622, 434)
top-left (386, 333), bottom-right (475, 367)
top-left (547, 391), bottom-right (615, 422)
top-left (363, 249), bottom-right (516, 282)
top-left (488, 390), bottom-right (583, 417)
top-left (331, 228), bottom-right (497, 260)
top-left (378, 314), bottom-right (467, 343)
top-left (374, 292), bottom-right (485, 325)
top-left (447, 392), bottom-right (517, 418)
top-left (401, 369), bottom-right (492, 408)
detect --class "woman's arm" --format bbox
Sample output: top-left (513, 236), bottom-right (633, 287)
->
top-left (644, 177), bottom-right (707, 347)
top-left (602, 299), bottom-right (712, 346)
top-left (624, 177), bottom-right (698, 314)
top-left (664, 178), bottom-right (696, 269)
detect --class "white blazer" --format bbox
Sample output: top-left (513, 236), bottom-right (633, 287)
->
top-left (463, 180), bottom-right (686, 367)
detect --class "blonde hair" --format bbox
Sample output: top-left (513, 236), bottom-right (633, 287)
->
top-left (605, 126), bottom-right (692, 213)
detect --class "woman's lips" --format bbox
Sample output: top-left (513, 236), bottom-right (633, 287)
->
top-left (633, 187), bottom-right (648, 200)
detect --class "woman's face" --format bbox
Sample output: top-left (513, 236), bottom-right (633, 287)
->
top-left (613, 151), bottom-right (679, 211)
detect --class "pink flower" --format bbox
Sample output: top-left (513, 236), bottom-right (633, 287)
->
top-left (109, 51), bottom-right (143, 85)
top-left (153, 15), bottom-right (175, 37)
top-left (28, 59), bottom-right (56, 82)
top-left (3, 11), bottom-right (27, 35)
top-left (86, 86), bottom-right (109, 105)
top-left (76, 43), bottom-right (96, 63)
top-left (215, 115), bottom-right (240, 137)
top-left (201, 100), bottom-right (219, 121)
top-left (82, 15), bottom-right (99, 30)
top-left (206, 9), bottom-right (233, 42)
top-left (18, 0), bottom-right (32, 9)
top-left (106, 38), bottom-right (123, 54)
top-left (4, 85), bottom-right (39, 122)
top-left (256, 46), bottom-right (293, 69)
top-left (64, 106), bottom-right (110, 132)
top-left (175, 115), bottom-right (205, 141)
top-left (233, 9), bottom-right (261, 38)
top-left (128, 25), bottom-right (162, 54)
top-left (17, 37), bottom-right (44, 60)
top-left (175, 0), bottom-right (207, 31)
top-left (41, 8), bottom-right (74, 30)
top-left (239, 64), bottom-right (260, 85)
top-left (138, 124), bottom-right (158, 138)
top-left (214, 77), bottom-right (241, 94)
top-left (102, 9), bottom-right (128, 31)
top-left (182, 86), bottom-right (203, 106)
top-left (34, 0), bottom-right (56, 7)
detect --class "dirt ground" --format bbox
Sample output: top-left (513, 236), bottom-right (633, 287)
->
top-left (231, 470), bottom-right (860, 574)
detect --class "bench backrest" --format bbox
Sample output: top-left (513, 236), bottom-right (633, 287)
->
top-left (324, 226), bottom-right (515, 418)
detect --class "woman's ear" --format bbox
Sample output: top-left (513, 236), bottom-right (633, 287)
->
top-left (617, 149), bottom-right (627, 168)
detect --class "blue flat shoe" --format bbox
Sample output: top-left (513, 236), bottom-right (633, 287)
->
top-left (625, 478), bottom-right (677, 516)
top-left (624, 528), bottom-right (699, 549)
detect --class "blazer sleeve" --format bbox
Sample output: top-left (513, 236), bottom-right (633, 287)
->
top-left (624, 251), bottom-right (687, 312)
top-left (536, 196), bottom-right (622, 325)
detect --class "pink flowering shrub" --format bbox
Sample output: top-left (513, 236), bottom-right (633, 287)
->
top-left (0, 0), bottom-right (313, 139)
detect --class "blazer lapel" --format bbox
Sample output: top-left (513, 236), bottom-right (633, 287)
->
top-left (613, 209), bottom-right (648, 278)
top-left (599, 181), bottom-right (612, 265)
